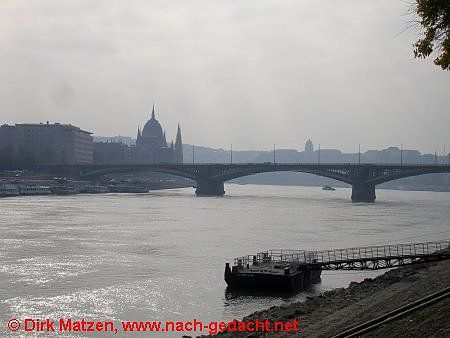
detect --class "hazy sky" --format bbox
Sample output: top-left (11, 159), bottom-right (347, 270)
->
top-left (1, 1), bottom-right (449, 154)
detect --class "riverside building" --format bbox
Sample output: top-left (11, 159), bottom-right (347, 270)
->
top-left (0, 122), bottom-right (93, 164)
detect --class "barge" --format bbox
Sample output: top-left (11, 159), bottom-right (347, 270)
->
top-left (225, 250), bottom-right (322, 292)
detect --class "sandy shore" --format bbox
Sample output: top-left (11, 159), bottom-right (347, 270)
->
top-left (198, 259), bottom-right (450, 337)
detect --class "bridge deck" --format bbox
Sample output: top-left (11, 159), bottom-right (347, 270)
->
top-left (233, 240), bottom-right (450, 271)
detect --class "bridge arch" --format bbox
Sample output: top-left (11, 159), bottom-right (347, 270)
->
top-left (79, 166), bottom-right (198, 181)
top-left (210, 167), bottom-right (354, 185)
top-left (367, 167), bottom-right (450, 186)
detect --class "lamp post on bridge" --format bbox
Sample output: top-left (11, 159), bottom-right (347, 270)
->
top-left (230, 144), bottom-right (233, 164)
top-left (358, 143), bottom-right (361, 165)
top-left (400, 144), bottom-right (403, 166)
top-left (447, 144), bottom-right (450, 165)
top-left (447, 144), bottom-right (450, 187)
top-left (273, 144), bottom-right (276, 164)
top-left (318, 144), bottom-right (321, 165)
top-left (444, 144), bottom-right (445, 165)
top-left (443, 144), bottom-right (449, 165)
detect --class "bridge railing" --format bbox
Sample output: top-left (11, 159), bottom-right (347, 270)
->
top-left (309, 241), bottom-right (450, 264)
top-left (233, 241), bottom-right (450, 268)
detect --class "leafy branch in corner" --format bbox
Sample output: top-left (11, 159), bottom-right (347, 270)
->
top-left (413, 0), bottom-right (450, 70)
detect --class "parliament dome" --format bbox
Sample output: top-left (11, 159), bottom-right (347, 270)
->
top-left (142, 107), bottom-right (163, 138)
top-left (135, 105), bottom-right (183, 164)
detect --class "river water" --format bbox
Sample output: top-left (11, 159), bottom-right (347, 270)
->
top-left (1, 184), bottom-right (449, 337)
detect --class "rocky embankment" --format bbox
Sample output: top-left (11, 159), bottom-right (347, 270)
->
top-left (200, 259), bottom-right (450, 337)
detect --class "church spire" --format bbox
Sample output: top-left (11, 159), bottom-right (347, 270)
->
top-left (151, 104), bottom-right (155, 119)
top-left (175, 123), bottom-right (183, 163)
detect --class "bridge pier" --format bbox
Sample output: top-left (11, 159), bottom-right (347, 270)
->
top-left (195, 180), bottom-right (225, 196)
top-left (351, 182), bottom-right (376, 203)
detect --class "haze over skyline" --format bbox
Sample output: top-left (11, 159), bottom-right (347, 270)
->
top-left (1, 1), bottom-right (449, 154)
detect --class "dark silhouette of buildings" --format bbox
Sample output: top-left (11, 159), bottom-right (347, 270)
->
top-left (0, 122), bottom-right (93, 166)
top-left (93, 106), bottom-right (183, 165)
top-left (93, 141), bottom-right (134, 164)
top-left (136, 105), bottom-right (182, 164)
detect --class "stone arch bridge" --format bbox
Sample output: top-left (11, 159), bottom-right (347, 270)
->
top-left (37, 163), bottom-right (450, 202)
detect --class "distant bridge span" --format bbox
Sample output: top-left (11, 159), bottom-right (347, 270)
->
top-left (36, 163), bottom-right (450, 202)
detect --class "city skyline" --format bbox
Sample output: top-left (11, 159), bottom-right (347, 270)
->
top-left (93, 133), bottom-right (448, 158)
top-left (1, 1), bottom-right (449, 154)
top-left (2, 118), bottom-right (449, 157)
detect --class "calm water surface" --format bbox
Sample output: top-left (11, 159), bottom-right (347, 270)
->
top-left (1, 184), bottom-right (449, 337)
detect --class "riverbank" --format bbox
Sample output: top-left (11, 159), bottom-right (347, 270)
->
top-left (201, 259), bottom-right (450, 337)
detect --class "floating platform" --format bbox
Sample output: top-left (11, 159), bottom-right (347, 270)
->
top-left (225, 251), bottom-right (322, 292)
top-left (225, 241), bottom-right (450, 292)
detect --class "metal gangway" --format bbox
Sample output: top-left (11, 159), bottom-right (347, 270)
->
top-left (234, 240), bottom-right (450, 271)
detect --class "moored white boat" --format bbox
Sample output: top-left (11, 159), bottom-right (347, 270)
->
top-left (109, 185), bottom-right (149, 193)
top-left (83, 185), bottom-right (110, 194)
top-left (0, 184), bottom-right (20, 197)
top-left (51, 186), bottom-right (80, 195)
top-left (18, 185), bottom-right (52, 195)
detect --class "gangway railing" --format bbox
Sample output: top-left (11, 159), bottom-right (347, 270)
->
top-left (233, 240), bottom-right (450, 271)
